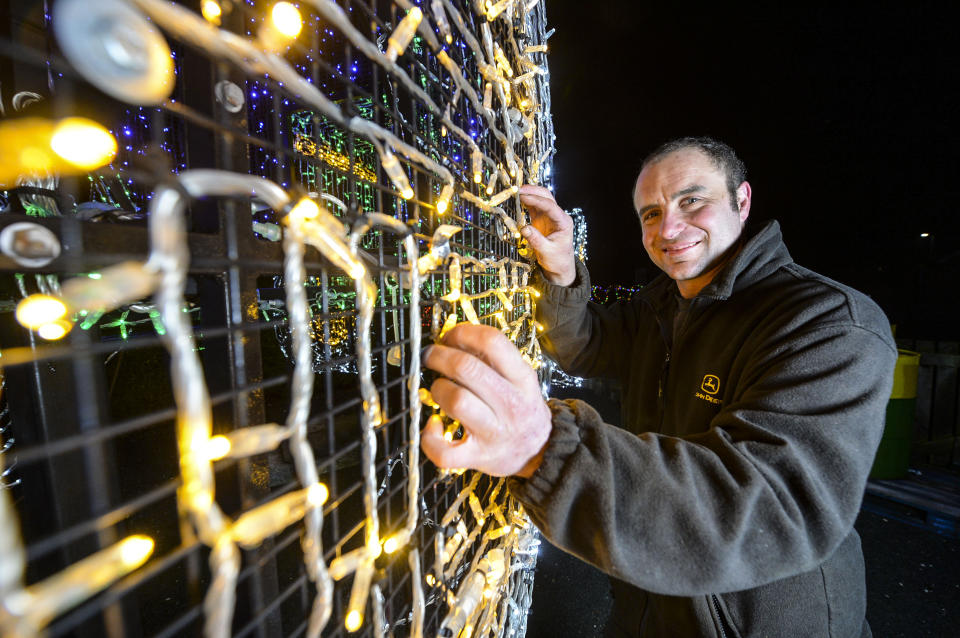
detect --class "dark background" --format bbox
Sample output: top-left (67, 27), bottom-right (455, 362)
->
top-left (544, 3), bottom-right (959, 340)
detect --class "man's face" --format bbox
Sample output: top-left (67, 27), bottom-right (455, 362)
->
top-left (634, 148), bottom-right (751, 298)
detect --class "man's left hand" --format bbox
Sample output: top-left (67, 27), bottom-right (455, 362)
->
top-left (421, 324), bottom-right (552, 478)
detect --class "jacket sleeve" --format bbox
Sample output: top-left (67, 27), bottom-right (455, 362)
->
top-left (536, 260), bottom-right (645, 379)
top-left (509, 322), bottom-right (897, 596)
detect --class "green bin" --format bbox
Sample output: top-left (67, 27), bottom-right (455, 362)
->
top-left (869, 350), bottom-right (920, 479)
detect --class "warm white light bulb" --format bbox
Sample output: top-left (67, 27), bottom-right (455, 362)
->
top-left (16, 294), bottom-right (67, 330)
top-left (119, 535), bottom-right (155, 568)
top-left (206, 435), bottom-right (231, 460)
top-left (380, 148), bottom-right (414, 200)
top-left (201, 0), bottom-right (222, 24)
top-left (386, 7), bottom-right (423, 62)
top-left (383, 535), bottom-right (400, 554)
top-left (37, 318), bottom-right (72, 341)
top-left (472, 149), bottom-right (483, 183)
top-left (271, 2), bottom-right (302, 38)
top-left (307, 482), bottom-right (329, 506)
top-left (486, 167), bottom-right (499, 196)
top-left (50, 118), bottom-right (117, 170)
top-left (345, 610), bottom-right (363, 632)
top-left (287, 197), bottom-right (320, 224)
top-left (437, 182), bottom-right (454, 213)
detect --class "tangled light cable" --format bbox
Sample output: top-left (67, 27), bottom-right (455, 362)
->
top-left (148, 170), bottom-right (347, 638)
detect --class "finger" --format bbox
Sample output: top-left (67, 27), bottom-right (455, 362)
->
top-left (519, 191), bottom-right (565, 222)
top-left (518, 183), bottom-right (554, 199)
top-left (522, 206), bottom-right (571, 238)
top-left (430, 377), bottom-right (498, 436)
top-left (440, 324), bottom-right (533, 387)
top-left (518, 187), bottom-right (564, 214)
top-left (421, 413), bottom-right (481, 470)
top-left (423, 339), bottom-right (519, 411)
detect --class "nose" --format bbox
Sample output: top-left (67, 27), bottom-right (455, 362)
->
top-left (660, 209), bottom-right (685, 241)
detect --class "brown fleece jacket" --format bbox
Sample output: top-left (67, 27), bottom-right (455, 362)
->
top-left (509, 221), bottom-right (896, 638)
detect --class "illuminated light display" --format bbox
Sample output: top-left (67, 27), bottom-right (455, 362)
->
top-left (1, 0), bottom-right (556, 636)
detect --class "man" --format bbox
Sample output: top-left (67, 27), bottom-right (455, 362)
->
top-left (421, 137), bottom-right (896, 637)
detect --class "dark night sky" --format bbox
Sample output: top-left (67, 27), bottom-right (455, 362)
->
top-left (543, 3), bottom-right (959, 339)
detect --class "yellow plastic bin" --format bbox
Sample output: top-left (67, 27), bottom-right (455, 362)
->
top-left (869, 350), bottom-right (920, 479)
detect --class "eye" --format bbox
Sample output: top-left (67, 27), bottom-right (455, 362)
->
top-left (641, 210), bottom-right (660, 224)
top-left (681, 196), bottom-right (700, 206)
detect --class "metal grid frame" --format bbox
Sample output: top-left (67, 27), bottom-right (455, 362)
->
top-left (0, 0), bottom-right (553, 636)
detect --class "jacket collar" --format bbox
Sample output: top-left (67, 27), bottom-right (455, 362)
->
top-left (640, 220), bottom-right (793, 309)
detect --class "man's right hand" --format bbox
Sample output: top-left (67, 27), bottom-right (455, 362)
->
top-left (518, 185), bottom-right (576, 287)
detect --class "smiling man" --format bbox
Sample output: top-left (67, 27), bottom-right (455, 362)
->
top-left (422, 137), bottom-right (897, 637)
top-left (635, 143), bottom-right (750, 298)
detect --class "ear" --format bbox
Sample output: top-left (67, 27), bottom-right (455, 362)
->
top-left (735, 181), bottom-right (751, 223)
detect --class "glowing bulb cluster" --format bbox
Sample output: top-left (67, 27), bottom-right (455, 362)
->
top-left (15, 295), bottom-right (72, 341)
top-left (1, 116), bottom-right (117, 184)
top-left (15, 295), bottom-right (67, 330)
top-left (14, 260), bottom-right (159, 340)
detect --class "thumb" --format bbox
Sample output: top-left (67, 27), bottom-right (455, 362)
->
top-left (421, 414), bottom-right (479, 470)
top-left (520, 224), bottom-right (548, 251)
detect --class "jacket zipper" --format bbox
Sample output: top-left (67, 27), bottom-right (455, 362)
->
top-left (711, 594), bottom-right (729, 638)
top-left (650, 297), bottom-right (671, 428)
top-left (657, 350), bottom-right (670, 427)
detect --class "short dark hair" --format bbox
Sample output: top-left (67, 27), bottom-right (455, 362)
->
top-left (640, 137), bottom-right (747, 207)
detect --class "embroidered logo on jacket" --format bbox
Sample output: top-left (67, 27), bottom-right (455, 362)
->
top-left (701, 375), bottom-right (720, 395)
top-left (695, 375), bottom-right (722, 405)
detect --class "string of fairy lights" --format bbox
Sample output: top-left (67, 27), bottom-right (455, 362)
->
top-left (1, 1), bottom-right (556, 637)
top-left (590, 284), bottom-right (645, 305)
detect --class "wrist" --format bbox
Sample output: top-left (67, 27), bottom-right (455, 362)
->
top-left (515, 443), bottom-right (547, 479)
top-left (543, 265), bottom-right (576, 287)
top-left (513, 402), bottom-right (553, 478)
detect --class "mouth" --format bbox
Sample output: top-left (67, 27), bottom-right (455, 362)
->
top-left (661, 240), bottom-right (701, 256)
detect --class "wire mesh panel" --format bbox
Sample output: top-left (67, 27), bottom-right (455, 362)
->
top-left (0, 1), bottom-right (554, 636)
